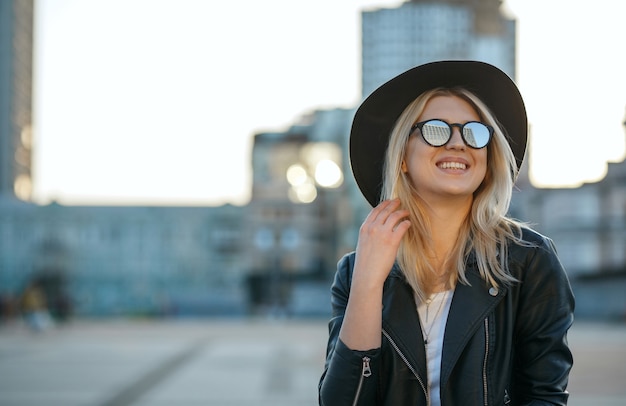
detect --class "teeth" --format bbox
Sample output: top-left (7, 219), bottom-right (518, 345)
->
top-left (439, 162), bottom-right (466, 170)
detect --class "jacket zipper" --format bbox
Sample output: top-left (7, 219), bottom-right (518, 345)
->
top-left (352, 356), bottom-right (372, 406)
top-left (483, 317), bottom-right (489, 406)
top-left (382, 329), bottom-right (429, 405)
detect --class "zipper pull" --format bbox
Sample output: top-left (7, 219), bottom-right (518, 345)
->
top-left (362, 356), bottom-right (372, 377)
top-left (504, 389), bottom-right (511, 404)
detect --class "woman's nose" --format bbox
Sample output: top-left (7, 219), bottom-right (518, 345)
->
top-left (446, 127), bottom-right (466, 150)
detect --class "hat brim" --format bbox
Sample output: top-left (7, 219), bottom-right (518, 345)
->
top-left (350, 60), bottom-right (528, 207)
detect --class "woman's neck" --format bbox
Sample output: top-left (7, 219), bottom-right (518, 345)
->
top-left (422, 196), bottom-right (471, 289)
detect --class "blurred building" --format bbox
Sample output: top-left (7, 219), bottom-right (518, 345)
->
top-left (361, 0), bottom-right (515, 97)
top-left (514, 157), bottom-right (626, 320)
top-left (244, 109), bottom-right (355, 316)
top-left (0, 201), bottom-right (247, 317)
top-left (0, 0), bottom-right (34, 202)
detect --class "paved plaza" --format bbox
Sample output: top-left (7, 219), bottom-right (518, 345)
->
top-left (0, 318), bottom-right (624, 406)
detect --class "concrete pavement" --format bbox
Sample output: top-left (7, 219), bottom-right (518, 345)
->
top-left (0, 318), bottom-right (624, 406)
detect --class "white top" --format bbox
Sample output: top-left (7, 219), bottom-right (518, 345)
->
top-left (415, 289), bottom-right (454, 406)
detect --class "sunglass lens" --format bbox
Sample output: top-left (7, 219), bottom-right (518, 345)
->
top-left (421, 120), bottom-right (450, 146)
top-left (463, 122), bottom-right (491, 148)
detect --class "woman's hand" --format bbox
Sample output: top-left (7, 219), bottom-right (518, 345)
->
top-left (339, 199), bottom-right (410, 350)
top-left (353, 199), bottom-right (411, 287)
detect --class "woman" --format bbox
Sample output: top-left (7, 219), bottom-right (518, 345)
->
top-left (318, 61), bottom-right (574, 405)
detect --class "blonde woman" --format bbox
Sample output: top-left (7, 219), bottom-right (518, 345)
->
top-left (319, 61), bottom-right (574, 406)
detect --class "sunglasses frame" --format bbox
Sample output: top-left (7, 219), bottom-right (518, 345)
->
top-left (410, 119), bottom-right (494, 149)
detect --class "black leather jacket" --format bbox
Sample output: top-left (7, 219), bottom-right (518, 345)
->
top-left (319, 228), bottom-right (574, 405)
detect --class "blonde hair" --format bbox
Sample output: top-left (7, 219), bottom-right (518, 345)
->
top-left (381, 87), bottom-right (525, 301)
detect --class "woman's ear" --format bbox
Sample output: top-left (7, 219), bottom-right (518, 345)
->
top-left (401, 161), bottom-right (408, 173)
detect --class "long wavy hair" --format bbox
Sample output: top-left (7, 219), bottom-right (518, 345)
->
top-left (381, 87), bottom-right (526, 301)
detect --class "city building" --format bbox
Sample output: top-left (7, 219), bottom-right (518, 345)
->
top-left (244, 108), bottom-right (355, 316)
top-left (361, 0), bottom-right (516, 98)
top-left (0, 201), bottom-right (248, 317)
top-left (0, 0), bottom-right (34, 201)
top-left (515, 156), bottom-right (626, 319)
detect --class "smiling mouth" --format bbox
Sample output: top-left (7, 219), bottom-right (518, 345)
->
top-left (438, 161), bottom-right (467, 170)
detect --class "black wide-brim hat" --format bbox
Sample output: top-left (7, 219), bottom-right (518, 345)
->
top-left (350, 60), bottom-right (528, 207)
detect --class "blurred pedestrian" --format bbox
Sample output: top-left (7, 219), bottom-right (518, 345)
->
top-left (20, 280), bottom-right (54, 332)
top-left (319, 61), bottom-right (574, 405)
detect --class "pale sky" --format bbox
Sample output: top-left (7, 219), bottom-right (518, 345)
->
top-left (32, 0), bottom-right (626, 206)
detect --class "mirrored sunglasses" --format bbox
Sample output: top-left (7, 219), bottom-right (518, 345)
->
top-left (410, 119), bottom-right (493, 149)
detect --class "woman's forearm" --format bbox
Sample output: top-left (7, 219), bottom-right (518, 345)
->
top-left (338, 272), bottom-right (384, 350)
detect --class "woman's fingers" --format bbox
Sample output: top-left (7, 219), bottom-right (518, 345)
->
top-left (369, 198), bottom-right (400, 222)
top-left (353, 200), bottom-right (410, 286)
top-left (362, 199), bottom-right (409, 236)
top-left (357, 199), bottom-right (410, 254)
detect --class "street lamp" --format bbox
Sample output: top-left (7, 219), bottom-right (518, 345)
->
top-left (285, 142), bottom-right (343, 204)
top-left (314, 159), bottom-right (343, 188)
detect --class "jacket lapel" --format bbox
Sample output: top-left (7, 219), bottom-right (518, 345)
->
top-left (440, 268), bottom-right (505, 386)
top-left (381, 272), bottom-right (428, 381)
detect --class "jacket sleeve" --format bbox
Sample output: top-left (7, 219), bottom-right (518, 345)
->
top-left (511, 235), bottom-right (575, 406)
top-left (318, 253), bottom-right (381, 406)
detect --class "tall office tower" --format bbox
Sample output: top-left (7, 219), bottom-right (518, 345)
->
top-left (0, 0), bottom-right (34, 201)
top-left (361, 0), bottom-right (517, 98)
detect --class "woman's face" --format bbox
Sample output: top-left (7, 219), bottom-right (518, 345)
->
top-left (402, 95), bottom-right (488, 203)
